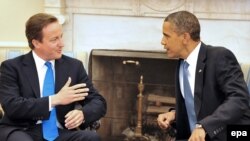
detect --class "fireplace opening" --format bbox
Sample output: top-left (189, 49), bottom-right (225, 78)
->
top-left (88, 49), bottom-right (178, 141)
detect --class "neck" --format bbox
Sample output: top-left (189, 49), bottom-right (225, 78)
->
top-left (182, 40), bottom-right (200, 59)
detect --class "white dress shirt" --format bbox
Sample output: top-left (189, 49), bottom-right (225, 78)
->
top-left (32, 51), bottom-right (55, 110)
top-left (179, 42), bottom-right (201, 98)
top-left (32, 51), bottom-right (62, 128)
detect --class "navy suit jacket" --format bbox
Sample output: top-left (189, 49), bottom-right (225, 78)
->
top-left (175, 43), bottom-right (250, 140)
top-left (0, 51), bottom-right (106, 140)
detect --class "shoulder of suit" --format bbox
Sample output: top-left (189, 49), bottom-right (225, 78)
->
top-left (1, 54), bottom-right (26, 66)
top-left (205, 44), bottom-right (231, 54)
top-left (61, 54), bottom-right (82, 63)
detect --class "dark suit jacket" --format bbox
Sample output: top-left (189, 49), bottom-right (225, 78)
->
top-left (0, 51), bottom-right (107, 140)
top-left (175, 43), bottom-right (250, 140)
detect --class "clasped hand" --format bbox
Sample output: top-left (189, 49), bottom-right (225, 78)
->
top-left (157, 111), bottom-right (175, 130)
top-left (65, 109), bottom-right (85, 129)
top-left (157, 111), bottom-right (206, 141)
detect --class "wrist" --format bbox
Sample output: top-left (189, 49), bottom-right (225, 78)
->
top-left (51, 95), bottom-right (59, 106)
top-left (195, 123), bottom-right (207, 135)
top-left (195, 123), bottom-right (203, 129)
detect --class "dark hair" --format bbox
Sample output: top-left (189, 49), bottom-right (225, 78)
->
top-left (25, 13), bottom-right (58, 49)
top-left (164, 11), bottom-right (200, 41)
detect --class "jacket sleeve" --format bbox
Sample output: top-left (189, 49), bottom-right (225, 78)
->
top-left (199, 49), bottom-right (250, 138)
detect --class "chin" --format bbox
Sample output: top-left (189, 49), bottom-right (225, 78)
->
top-left (166, 54), bottom-right (174, 59)
top-left (55, 54), bottom-right (62, 59)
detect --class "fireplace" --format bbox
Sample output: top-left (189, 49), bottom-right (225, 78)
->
top-left (88, 49), bottom-right (178, 141)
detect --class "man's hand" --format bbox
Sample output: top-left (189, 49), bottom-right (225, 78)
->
top-left (64, 109), bottom-right (85, 130)
top-left (188, 127), bottom-right (206, 141)
top-left (157, 110), bottom-right (175, 129)
top-left (51, 77), bottom-right (89, 106)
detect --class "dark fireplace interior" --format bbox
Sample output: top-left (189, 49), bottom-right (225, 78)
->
top-left (88, 49), bottom-right (178, 141)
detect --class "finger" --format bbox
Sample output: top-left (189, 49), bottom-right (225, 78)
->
top-left (73, 93), bottom-right (88, 100)
top-left (65, 115), bottom-right (74, 124)
top-left (63, 77), bottom-right (71, 88)
top-left (158, 119), bottom-right (169, 129)
top-left (73, 96), bottom-right (86, 102)
top-left (65, 110), bottom-right (82, 123)
top-left (75, 88), bottom-right (89, 94)
top-left (65, 116), bottom-right (83, 128)
top-left (65, 113), bottom-right (76, 126)
top-left (66, 120), bottom-right (82, 129)
top-left (66, 121), bottom-right (77, 129)
top-left (70, 83), bottom-right (87, 90)
top-left (65, 110), bottom-right (73, 118)
top-left (157, 116), bottom-right (165, 124)
top-left (158, 122), bottom-right (167, 129)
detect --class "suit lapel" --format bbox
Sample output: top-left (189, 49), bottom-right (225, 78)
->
top-left (22, 53), bottom-right (69, 98)
top-left (194, 43), bottom-right (206, 117)
top-left (55, 56), bottom-right (68, 93)
top-left (22, 51), bottom-right (40, 98)
top-left (54, 56), bottom-right (71, 124)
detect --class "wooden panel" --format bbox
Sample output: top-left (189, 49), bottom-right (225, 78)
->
top-left (147, 94), bottom-right (175, 105)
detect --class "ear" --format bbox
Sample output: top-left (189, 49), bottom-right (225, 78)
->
top-left (32, 39), bottom-right (40, 49)
top-left (182, 32), bottom-right (191, 44)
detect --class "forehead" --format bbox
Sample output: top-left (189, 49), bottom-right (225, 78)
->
top-left (42, 22), bottom-right (62, 36)
top-left (162, 22), bottom-right (176, 35)
top-left (163, 22), bottom-right (174, 31)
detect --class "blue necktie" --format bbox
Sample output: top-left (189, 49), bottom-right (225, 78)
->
top-left (183, 61), bottom-right (197, 131)
top-left (42, 62), bottom-right (58, 141)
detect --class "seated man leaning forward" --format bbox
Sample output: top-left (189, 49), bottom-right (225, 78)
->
top-left (157, 11), bottom-right (250, 141)
top-left (0, 13), bottom-right (106, 141)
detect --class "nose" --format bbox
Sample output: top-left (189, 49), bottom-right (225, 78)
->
top-left (59, 37), bottom-right (64, 48)
top-left (161, 40), bottom-right (165, 45)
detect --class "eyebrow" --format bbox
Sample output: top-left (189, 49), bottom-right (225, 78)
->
top-left (163, 32), bottom-right (170, 37)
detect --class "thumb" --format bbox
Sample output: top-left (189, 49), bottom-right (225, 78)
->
top-left (63, 77), bottom-right (71, 88)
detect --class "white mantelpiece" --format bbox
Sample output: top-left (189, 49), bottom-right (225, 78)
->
top-left (44, 0), bottom-right (250, 64)
top-left (62, 0), bottom-right (250, 20)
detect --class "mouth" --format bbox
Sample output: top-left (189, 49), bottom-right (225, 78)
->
top-left (57, 50), bottom-right (62, 54)
top-left (163, 46), bottom-right (168, 51)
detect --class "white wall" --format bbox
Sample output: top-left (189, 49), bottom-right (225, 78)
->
top-left (0, 0), bottom-right (44, 47)
top-left (200, 20), bottom-right (250, 63)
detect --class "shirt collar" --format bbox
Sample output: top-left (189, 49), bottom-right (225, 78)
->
top-left (32, 51), bottom-right (55, 69)
top-left (185, 42), bottom-right (201, 66)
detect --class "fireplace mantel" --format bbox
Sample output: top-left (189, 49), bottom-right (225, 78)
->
top-left (91, 49), bottom-right (170, 59)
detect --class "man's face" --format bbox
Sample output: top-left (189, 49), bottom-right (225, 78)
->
top-left (161, 22), bottom-right (184, 59)
top-left (33, 21), bottom-right (64, 61)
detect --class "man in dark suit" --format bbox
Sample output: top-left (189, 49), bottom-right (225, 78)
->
top-left (157, 11), bottom-right (250, 141)
top-left (0, 13), bottom-right (106, 141)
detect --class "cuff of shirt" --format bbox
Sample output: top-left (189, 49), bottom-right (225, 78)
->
top-left (49, 96), bottom-right (53, 111)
